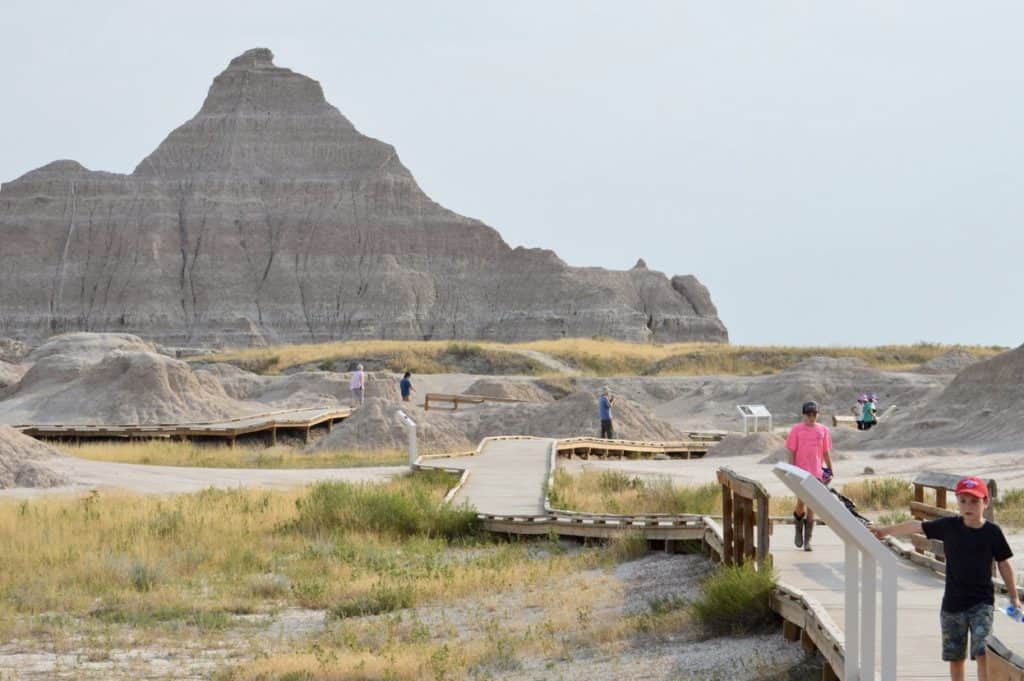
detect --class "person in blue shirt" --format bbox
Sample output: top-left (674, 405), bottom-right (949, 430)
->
top-left (597, 387), bottom-right (614, 439)
top-left (399, 372), bottom-right (414, 402)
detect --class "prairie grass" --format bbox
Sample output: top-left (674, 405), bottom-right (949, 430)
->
top-left (690, 562), bottom-right (778, 635)
top-left (840, 477), bottom-right (915, 511)
top-left (194, 340), bottom-right (546, 375)
top-left (996, 489), bottom-right (1024, 528)
top-left (57, 440), bottom-right (407, 469)
top-left (519, 338), bottom-right (1004, 376)
top-left (548, 468), bottom-right (794, 516)
top-left (195, 338), bottom-right (1003, 377)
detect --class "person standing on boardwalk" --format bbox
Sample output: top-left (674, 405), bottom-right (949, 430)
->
top-left (597, 387), bottom-right (614, 439)
top-left (350, 364), bottom-right (366, 404)
top-left (872, 477), bottom-right (1020, 681)
top-left (399, 372), bottom-right (415, 403)
top-left (785, 401), bottom-right (834, 551)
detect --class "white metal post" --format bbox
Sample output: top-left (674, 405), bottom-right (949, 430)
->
top-left (845, 543), bottom-right (860, 681)
top-left (861, 554), bottom-right (877, 681)
top-left (773, 463), bottom-right (899, 680)
top-left (395, 410), bottom-right (417, 467)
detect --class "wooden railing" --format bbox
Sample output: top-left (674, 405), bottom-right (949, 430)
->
top-left (717, 467), bottom-right (771, 567)
top-left (423, 393), bottom-right (525, 411)
top-left (908, 471), bottom-right (997, 563)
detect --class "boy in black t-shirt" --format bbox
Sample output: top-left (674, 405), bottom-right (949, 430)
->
top-left (872, 477), bottom-right (1021, 681)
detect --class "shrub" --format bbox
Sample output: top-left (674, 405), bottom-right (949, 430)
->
top-left (598, 470), bottom-right (643, 494)
top-left (841, 478), bottom-right (913, 510)
top-left (290, 473), bottom-right (480, 540)
top-left (690, 563), bottom-right (777, 635)
top-left (328, 582), bottom-right (415, 619)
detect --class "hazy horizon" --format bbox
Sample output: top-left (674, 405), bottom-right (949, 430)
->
top-left (3, 2), bottom-right (1022, 348)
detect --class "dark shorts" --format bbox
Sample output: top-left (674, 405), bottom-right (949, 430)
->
top-left (941, 602), bottom-right (993, 661)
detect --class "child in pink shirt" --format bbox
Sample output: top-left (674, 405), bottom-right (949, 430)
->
top-left (785, 401), bottom-right (835, 551)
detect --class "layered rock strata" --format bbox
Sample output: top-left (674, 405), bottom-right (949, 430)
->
top-left (0, 48), bottom-right (728, 346)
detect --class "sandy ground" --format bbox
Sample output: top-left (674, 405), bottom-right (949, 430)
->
top-left (0, 458), bottom-right (405, 500)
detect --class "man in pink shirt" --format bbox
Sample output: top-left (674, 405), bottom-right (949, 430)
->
top-left (785, 401), bottom-right (835, 552)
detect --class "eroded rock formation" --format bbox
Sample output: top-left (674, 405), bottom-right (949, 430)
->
top-left (0, 48), bottom-right (728, 346)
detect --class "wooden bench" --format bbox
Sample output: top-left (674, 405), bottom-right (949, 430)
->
top-left (908, 471), bottom-right (997, 563)
top-left (423, 393), bottom-right (526, 411)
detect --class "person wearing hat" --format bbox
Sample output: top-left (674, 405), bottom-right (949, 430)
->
top-left (597, 387), bottom-right (614, 439)
top-left (872, 477), bottom-right (1020, 680)
top-left (785, 401), bottom-right (835, 551)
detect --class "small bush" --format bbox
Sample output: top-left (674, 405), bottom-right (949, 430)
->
top-left (647, 594), bottom-right (687, 615)
top-left (290, 472), bottom-right (480, 540)
top-left (607, 532), bottom-right (649, 562)
top-left (598, 471), bottom-right (643, 494)
top-left (328, 583), bottom-right (415, 619)
top-left (690, 563), bottom-right (777, 635)
top-left (841, 478), bottom-right (913, 510)
top-left (249, 573), bottom-right (291, 598)
top-left (128, 560), bottom-right (160, 593)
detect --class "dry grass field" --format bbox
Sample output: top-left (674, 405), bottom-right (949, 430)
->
top-left (58, 440), bottom-right (407, 469)
top-left (197, 338), bottom-right (1003, 377)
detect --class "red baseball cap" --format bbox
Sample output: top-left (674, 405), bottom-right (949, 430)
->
top-left (955, 477), bottom-right (989, 499)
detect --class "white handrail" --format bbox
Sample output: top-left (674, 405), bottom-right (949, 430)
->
top-left (773, 463), bottom-right (898, 681)
top-left (395, 410), bottom-right (417, 467)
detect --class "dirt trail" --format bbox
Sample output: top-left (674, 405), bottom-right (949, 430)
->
top-left (504, 348), bottom-right (581, 376)
top-left (0, 457), bottom-right (404, 499)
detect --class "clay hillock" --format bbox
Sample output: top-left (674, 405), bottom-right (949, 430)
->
top-left (869, 343), bottom-right (1024, 448)
top-left (0, 342), bottom-right (259, 425)
top-left (0, 48), bottom-right (727, 346)
top-left (915, 348), bottom-right (982, 375)
top-left (0, 426), bottom-right (67, 488)
top-left (310, 398), bottom-right (472, 455)
top-left (0, 338), bottom-right (30, 363)
top-left (198, 364), bottom-right (400, 407)
top-left (603, 357), bottom-right (949, 432)
top-left (457, 392), bottom-right (685, 442)
top-left (25, 332), bottom-right (156, 363)
top-left (0, 361), bottom-right (26, 390)
top-left (463, 378), bottom-right (554, 403)
top-left (707, 433), bottom-right (789, 463)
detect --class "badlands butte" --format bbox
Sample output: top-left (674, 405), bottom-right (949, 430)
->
top-left (0, 47), bottom-right (726, 347)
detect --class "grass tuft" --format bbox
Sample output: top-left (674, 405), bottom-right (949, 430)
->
top-left (690, 563), bottom-right (777, 635)
top-left (840, 478), bottom-right (914, 510)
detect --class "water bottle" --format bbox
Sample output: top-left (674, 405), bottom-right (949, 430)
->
top-left (1002, 602), bottom-right (1024, 623)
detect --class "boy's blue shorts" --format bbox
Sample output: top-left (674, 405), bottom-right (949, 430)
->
top-left (940, 603), bottom-right (993, 661)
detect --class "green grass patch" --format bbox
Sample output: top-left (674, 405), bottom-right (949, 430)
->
top-left (690, 563), bottom-right (777, 635)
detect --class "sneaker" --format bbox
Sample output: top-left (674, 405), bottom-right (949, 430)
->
top-left (793, 513), bottom-right (805, 548)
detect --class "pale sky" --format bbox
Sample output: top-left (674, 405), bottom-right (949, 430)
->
top-left (3, 1), bottom-right (1022, 347)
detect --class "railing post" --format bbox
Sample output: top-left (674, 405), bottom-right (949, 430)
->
top-left (861, 554), bottom-right (877, 681)
top-left (845, 542), bottom-right (860, 681)
top-left (395, 410), bottom-right (417, 467)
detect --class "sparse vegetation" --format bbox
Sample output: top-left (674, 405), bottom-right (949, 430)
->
top-left (840, 477), bottom-right (915, 510)
top-left (193, 339), bottom-right (548, 375)
top-left (996, 488), bottom-right (1024, 528)
top-left (690, 563), bottom-right (778, 635)
top-left (57, 440), bottom-right (407, 468)
top-left (194, 338), bottom-right (1004, 377)
top-left (549, 468), bottom-right (794, 516)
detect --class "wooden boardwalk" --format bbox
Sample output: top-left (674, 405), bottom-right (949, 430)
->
top-left (424, 437), bottom-right (554, 516)
top-left (421, 436), bottom-right (1024, 680)
top-left (15, 406), bottom-right (353, 445)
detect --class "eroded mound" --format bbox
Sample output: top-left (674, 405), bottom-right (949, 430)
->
top-left (707, 432), bottom-right (788, 461)
top-left (456, 391), bottom-right (685, 442)
top-left (311, 398), bottom-right (472, 455)
top-left (916, 349), bottom-right (981, 375)
top-left (0, 350), bottom-right (257, 425)
top-left (463, 378), bottom-right (553, 403)
top-left (871, 343), bottom-right (1024, 447)
top-left (199, 364), bottom-right (400, 406)
top-left (0, 426), bottom-right (67, 488)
